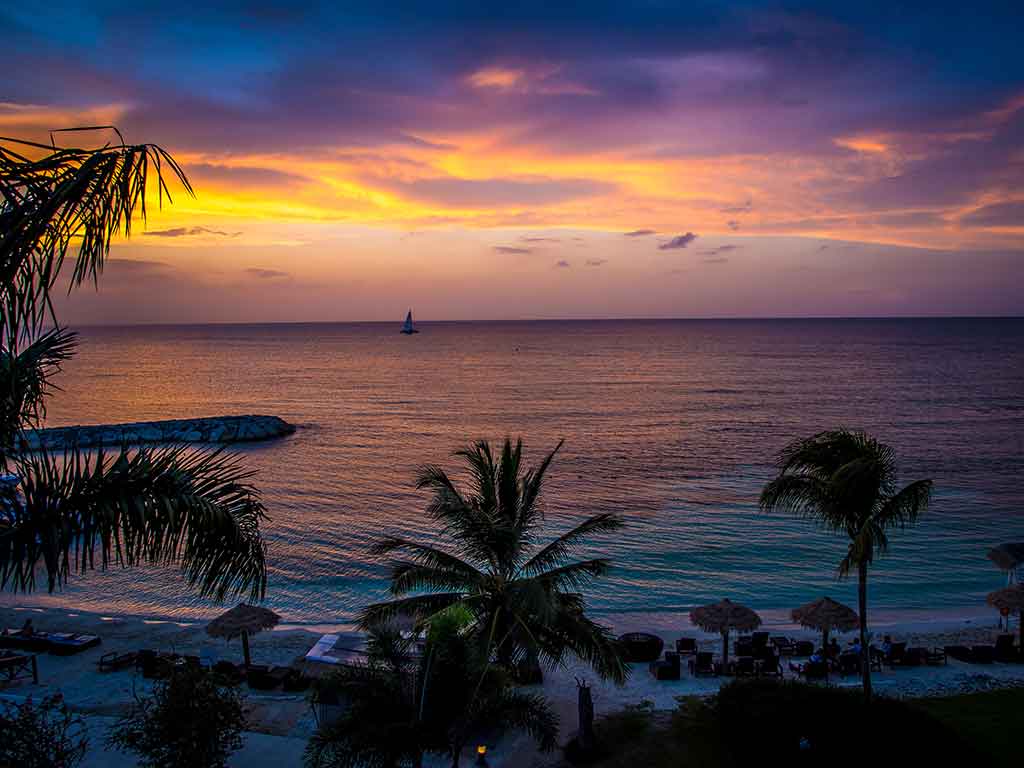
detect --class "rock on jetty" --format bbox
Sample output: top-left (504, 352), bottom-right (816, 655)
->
top-left (18, 415), bottom-right (296, 451)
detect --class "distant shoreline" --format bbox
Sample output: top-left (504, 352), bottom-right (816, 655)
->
top-left (18, 415), bottom-right (296, 450)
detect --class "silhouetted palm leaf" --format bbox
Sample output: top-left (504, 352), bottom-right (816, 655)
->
top-left (760, 428), bottom-right (931, 698)
top-left (361, 438), bottom-right (627, 683)
top-left (0, 443), bottom-right (267, 600)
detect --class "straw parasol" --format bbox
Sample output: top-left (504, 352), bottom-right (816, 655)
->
top-left (791, 596), bottom-right (859, 649)
top-left (690, 598), bottom-right (762, 667)
top-left (987, 584), bottom-right (1024, 649)
top-left (988, 543), bottom-right (1024, 580)
top-left (206, 603), bottom-right (280, 667)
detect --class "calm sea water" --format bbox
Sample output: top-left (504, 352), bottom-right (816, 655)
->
top-left (3, 319), bottom-right (1023, 628)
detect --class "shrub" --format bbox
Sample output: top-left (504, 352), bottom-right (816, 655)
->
top-left (106, 666), bottom-right (246, 768)
top-left (0, 694), bottom-right (88, 768)
top-left (682, 679), bottom-right (983, 768)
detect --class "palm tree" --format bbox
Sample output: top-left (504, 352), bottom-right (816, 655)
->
top-left (359, 438), bottom-right (628, 684)
top-left (0, 129), bottom-right (267, 600)
top-left (305, 622), bottom-right (558, 768)
top-left (759, 429), bottom-right (932, 699)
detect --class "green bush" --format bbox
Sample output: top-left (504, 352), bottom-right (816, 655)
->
top-left (0, 694), bottom-right (88, 768)
top-left (683, 679), bottom-right (985, 768)
top-left (106, 666), bottom-right (246, 768)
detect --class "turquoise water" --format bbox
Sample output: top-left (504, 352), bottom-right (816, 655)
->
top-left (2, 319), bottom-right (1022, 626)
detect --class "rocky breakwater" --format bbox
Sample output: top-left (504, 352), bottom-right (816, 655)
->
top-left (19, 415), bottom-right (296, 450)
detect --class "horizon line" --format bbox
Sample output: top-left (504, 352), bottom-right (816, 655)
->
top-left (63, 314), bottom-right (1024, 329)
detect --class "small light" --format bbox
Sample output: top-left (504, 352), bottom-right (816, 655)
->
top-left (475, 745), bottom-right (489, 766)
top-left (477, 745), bottom-right (487, 756)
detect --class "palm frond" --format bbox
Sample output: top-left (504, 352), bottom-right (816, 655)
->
top-left (0, 443), bottom-right (266, 600)
top-left (469, 690), bottom-right (559, 753)
top-left (877, 479), bottom-right (932, 529)
top-left (0, 133), bottom-right (192, 344)
top-left (520, 513), bottom-right (623, 576)
top-left (0, 326), bottom-right (77, 453)
top-left (358, 592), bottom-right (470, 631)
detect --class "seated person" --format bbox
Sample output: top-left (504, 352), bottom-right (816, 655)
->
top-left (880, 635), bottom-right (893, 656)
top-left (850, 638), bottom-right (862, 655)
top-left (18, 618), bottom-right (34, 636)
top-left (827, 638), bottom-right (841, 658)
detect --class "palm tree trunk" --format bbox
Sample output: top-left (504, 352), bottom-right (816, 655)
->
top-left (242, 630), bottom-right (251, 668)
top-left (858, 561), bottom-right (872, 700)
top-left (721, 630), bottom-right (729, 670)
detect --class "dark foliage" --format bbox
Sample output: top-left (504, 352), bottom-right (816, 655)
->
top-left (0, 694), bottom-right (88, 768)
top-left (106, 666), bottom-right (246, 768)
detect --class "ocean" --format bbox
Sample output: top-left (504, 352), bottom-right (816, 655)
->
top-left (3, 318), bottom-right (1023, 630)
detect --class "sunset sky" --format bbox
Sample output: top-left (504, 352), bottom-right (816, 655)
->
top-left (4, 1), bottom-right (1023, 322)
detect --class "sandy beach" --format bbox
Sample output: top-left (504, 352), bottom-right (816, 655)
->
top-left (3, 604), bottom-right (1023, 767)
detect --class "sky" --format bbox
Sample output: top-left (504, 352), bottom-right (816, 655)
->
top-left (3, 1), bottom-right (1023, 322)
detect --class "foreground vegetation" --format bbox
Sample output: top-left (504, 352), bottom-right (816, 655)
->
top-left (569, 680), bottom-right (1018, 768)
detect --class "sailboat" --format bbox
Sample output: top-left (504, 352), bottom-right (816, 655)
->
top-left (400, 309), bottom-right (419, 334)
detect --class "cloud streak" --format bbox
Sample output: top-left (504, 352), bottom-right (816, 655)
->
top-left (658, 232), bottom-right (698, 250)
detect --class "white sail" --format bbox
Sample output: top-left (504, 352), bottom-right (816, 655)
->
top-left (401, 309), bottom-right (418, 334)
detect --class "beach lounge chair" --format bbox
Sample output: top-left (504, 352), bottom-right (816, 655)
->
top-left (944, 645), bottom-right (972, 663)
top-left (735, 656), bottom-right (757, 677)
top-left (793, 640), bottom-right (814, 657)
top-left (618, 633), bottom-right (664, 663)
top-left (47, 633), bottom-right (101, 656)
top-left (995, 634), bottom-right (1020, 662)
top-left (758, 651), bottom-right (782, 678)
top-left (689, 652), bottom-right (716, 677)
top-left (771, 636), bottom-right (795, 656)
top-left (0, 653), bottom-right (38, 686)
top-left (0, 628), bottom-right (51, 652)
top-left (925, 648), bottom-right (947, 666)
top-left (650, 651), bottom-right (681, 681)
top-left (734, 637), bottom-right (754, 657)
top-left (98, 650), bottom-right (137, 672)
top-left (885, 642), bottom-right (908, 667)
top-left (838, 652), bottom-right (860, 677)
top-left (675, 637), bottom-right (698, 655)
top-left (971, 645), bottom-right (995, 664)
top-left (789, 659), bottom-right (827, 680)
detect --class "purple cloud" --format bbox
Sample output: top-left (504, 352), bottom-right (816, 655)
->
top-left (585, 258), bottom-right (607, 267)
top-left (245, 268), bottom-right (291, 279)
top-left (959, 201), bottom-right (1024, 228)
top-left (367, 175), bottom-right (615, 207)
top-left (555, 259), bottom-right (571, 268)
top-left (494, 246), bottom-right (533, 255)
top-left (624, 229), bottom-right (656, 237)
top-left (145, 226), bottom-right (241, 238)
top-left (658, 232), bottom-right (698, 250)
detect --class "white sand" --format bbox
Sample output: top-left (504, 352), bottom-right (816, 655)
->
top-left (2, 605), bottom-right (1023, 767)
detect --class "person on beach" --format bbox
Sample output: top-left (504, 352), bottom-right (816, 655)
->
top-left (19, 618), bottom-right (34, 636)
top-left (828, 638), bottom-right (841, 658)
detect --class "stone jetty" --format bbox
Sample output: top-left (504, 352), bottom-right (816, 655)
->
top-left (18, 415), bottom-right (296, 451)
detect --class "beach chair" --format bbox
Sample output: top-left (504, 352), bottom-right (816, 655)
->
top-left (734, 637), bottom-right (754, 657)
top-left (735, 656), bottom-right (757, 678)
top-left (137, 649), bottom-right (173, 679)
top-left (0, 629), bottom-right (51, 652)
top-left (689, 652), bottom-right (716, 677)
top-left (98, 650), bottom-right (137, 672)
top-left (971, 645), bottom-right (995, 664)
top-left (995, 634), bottom-right (1020, 662)
top-left (757, 651), bottom-right (782, 678)
top-left (751, 632), bottom-right (770, 650)
top-left (944, 645), bottom-right (972, 663)
top-left (650, 651), bottom-right (681, 681)
top-left (771, 636), bottom-right (795, 656)
top-left (885, 642), bottom-right (908, 667)
top-left (925, 648), bottom-right (947, 666)
top-left (675, 637), bottom-right (698, 655)
top-left (47, 633), bottom-right (101, 656)
top-left (793, 640), bottom-right (814, 657)
top-left (0, 653), bottom-right (38, 686)
top-left (838, 652), bottom-right (860, 677)
top-left (789, 659), bottom-right (827, 680)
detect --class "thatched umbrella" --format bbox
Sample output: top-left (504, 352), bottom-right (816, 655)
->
top-left (792, 596), bottom-right (859, 649)
top-left (988, 543), bottom-right (1024, 582)
top-left (987, 584), bottom-right (1024, 649)
top-left (690, 598), bottom-right (762, 667)
top-left (206, 603), bottom-right (280, 667)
